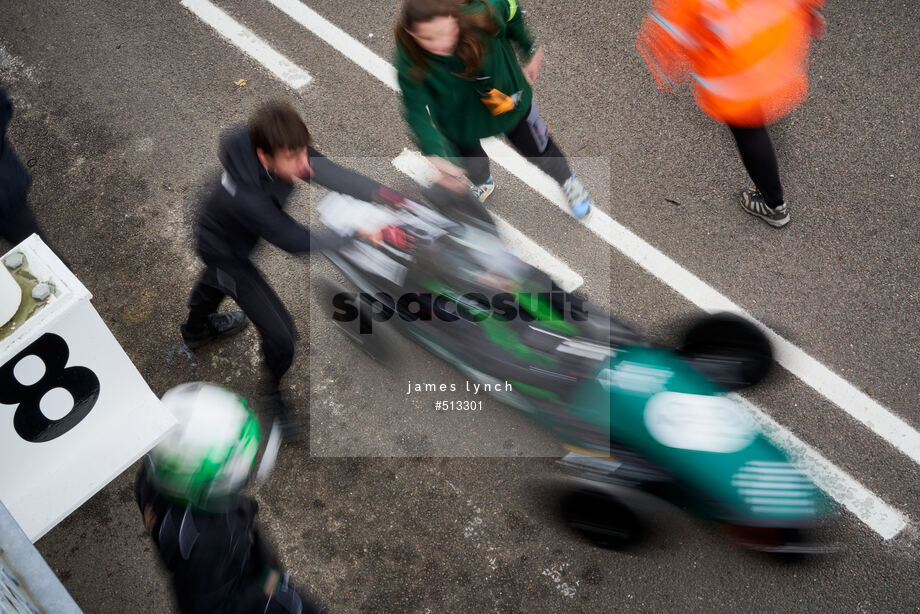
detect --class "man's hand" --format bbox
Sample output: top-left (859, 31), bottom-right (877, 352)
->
top-left (262, 568), bottom-right (281, 597)
top-left (143, 504), bottom-right (156, 533)
top-left (427, 156), bottom-right (469, 194)
top-left (522, 45), bottom-right (545, 85)
top-left (357, 228), bottom-right (382, 245)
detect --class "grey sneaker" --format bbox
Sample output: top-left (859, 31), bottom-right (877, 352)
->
top-left (740, 189), bottom-right (789, 227)
top-left (562, 173), bottom-right (592, 220)
top-left (470, 174), bottom-right (495, 202)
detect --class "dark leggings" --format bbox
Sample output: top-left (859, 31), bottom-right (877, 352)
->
top-left (187, 260), bottom-right (297, 386)
top-left (455, 103), bottom-right (572, 186)
top-left (728, 125), bottom-right (784, 208)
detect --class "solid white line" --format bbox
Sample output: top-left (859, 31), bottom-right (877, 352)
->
top-left (730, 393), bottom-right (908, 540)
top-left (392, 149), bottom-right (584, 292)
top-left (265, 0), bottom-right (398, 90)
top-left (255, 0), bottom-right (912, 538)
top-left (181, 0), bottom-right (312, 89)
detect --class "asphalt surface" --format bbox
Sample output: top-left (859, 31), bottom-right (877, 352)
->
top-left (1, 0), bottom-right (919, 612)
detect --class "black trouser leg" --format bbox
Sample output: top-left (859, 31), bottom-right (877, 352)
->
top-left (506, 103), bottom-right (572, 185)
top-left (187, 261), bottom-right (297, 383)
top-left (455, 141), bottom-right (492, 185)
top-left (728, 125), bottom-right (784, 208)
top-left (186, 266), bottom-right (227, 329)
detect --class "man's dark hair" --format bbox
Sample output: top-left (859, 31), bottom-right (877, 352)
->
top-left (248, 101), bottom-right (313, 156)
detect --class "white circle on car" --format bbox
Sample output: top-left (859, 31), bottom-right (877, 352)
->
top-left (644, 392), bottom-right (757, 453)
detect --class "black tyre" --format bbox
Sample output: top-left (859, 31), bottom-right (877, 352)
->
top-left (559, 488), bottom-right (645, 549)
top-left (680, 312), bottom-right (773, 390)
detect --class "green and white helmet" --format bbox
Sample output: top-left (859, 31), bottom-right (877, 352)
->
top-left (148, 382), bottom-right (260, 511)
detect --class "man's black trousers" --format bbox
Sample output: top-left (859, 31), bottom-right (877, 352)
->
top-left (187, 260), bottom-right (297, 386)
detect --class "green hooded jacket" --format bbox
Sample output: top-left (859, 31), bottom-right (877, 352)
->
top-left (396, 0), bottom-right (537, 161)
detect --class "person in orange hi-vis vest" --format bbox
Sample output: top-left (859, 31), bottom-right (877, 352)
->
top-left (637, 0), bottom-right (826, 227)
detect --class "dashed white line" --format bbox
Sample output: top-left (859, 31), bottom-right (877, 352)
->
top-left (181, 0), bottom-right (312, 89)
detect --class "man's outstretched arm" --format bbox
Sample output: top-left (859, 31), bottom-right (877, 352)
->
top-left (308, 147), bottom-right (384, 203)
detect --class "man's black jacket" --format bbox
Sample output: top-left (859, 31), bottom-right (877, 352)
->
top-left (196, 125), bottom-right (383, 265)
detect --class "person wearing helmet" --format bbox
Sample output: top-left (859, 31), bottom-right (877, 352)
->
top-left (135, 382), bottom-right (319, 614)
top-left (179, 100), bottom-right (403, 439)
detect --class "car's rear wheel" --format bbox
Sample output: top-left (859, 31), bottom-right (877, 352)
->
top-left (680, 313), bottom-right (773, 390)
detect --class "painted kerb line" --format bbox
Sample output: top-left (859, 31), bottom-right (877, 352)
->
top-left (264, 0), bottom-right (920, 472)
top-left (222, 0), bottom-right (910, 537)
top-left (182, 0), bottom-right (312, 89)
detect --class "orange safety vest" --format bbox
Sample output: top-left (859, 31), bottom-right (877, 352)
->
top-left (637, 0), bottom-right (822, 127)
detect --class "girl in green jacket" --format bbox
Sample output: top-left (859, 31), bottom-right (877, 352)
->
top-left (395, 0), bottom-right (592, 219)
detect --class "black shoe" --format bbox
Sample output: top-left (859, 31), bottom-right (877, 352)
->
top-left (740, 189), bottom-right (789, 227)
top-left (181, 311), bottom-right (249, 349)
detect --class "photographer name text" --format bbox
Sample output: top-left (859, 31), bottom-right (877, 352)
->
top-left (407, 380), bottom-right (512, 395)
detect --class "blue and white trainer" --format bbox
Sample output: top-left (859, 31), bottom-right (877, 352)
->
top-left (563, 173), bottom-right (592, 220)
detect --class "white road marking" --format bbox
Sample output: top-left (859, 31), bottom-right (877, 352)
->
top-left (265, 0), bottom-right (398, 90)
top-left (731, 393), bottom-right (908, 540)
top-left (195, 0), bottom-right (913, 538)
top-left (392, 149), bottom-right (584, 292)
top-left (181, 0), bottom-right (312, 89)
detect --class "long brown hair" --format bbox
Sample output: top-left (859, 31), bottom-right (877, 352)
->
top-left (395, 0), bottom-right (497, 82)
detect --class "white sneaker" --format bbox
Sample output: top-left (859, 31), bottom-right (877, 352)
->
top-left (470, 175), bottom-right (495, 202)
